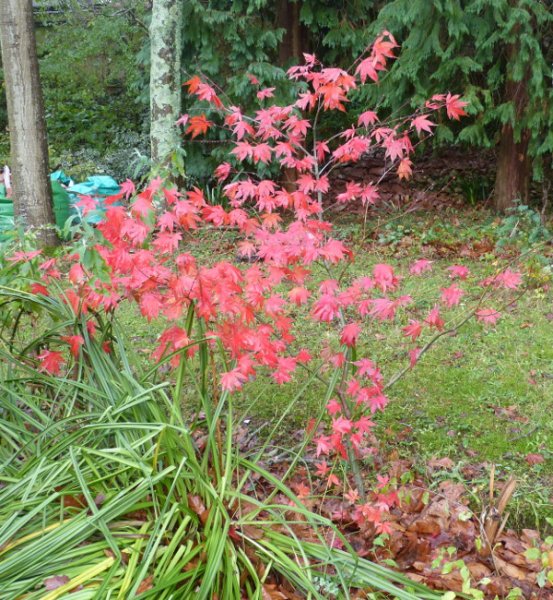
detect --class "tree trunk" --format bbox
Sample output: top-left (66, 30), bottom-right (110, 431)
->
top-left (493, 22), bottom-right (531, 213)
top-left (494, 124), bottom-right (531, 212)
top-left (276, 0), bottom-right (308, 193)
top-left (277, 0), bottom-right (305, 66)
top-left (0, 0), bottom-right (58, 246)
top-left (149, 0), bottom-right (182, 170)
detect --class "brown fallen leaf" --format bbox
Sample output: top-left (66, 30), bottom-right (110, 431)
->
top-left (521, 529), bottom-right (541, 545)
top-left (490, 404), bottom-right (529, 424)
top-left (500, 535), bottom-right (526, 554)
top-left (44, 575), bottom-right (70, 591)
top-left (494, 555), bottom-right (529, 581)
top-left (428, 457), bottom-right (455, 471)
top-left (407, 518), bottom-right (442, 536)
top-left (484, 576), bottom-right (511, 597)
top-left (240, 524), bottom-right (265, 540)
top-left (498, 548), bottom-right (536, 569)
top-left (61, 494), bottom-right (87, 509)
top-left (188, 494), bottom-right (210, 525)
top-left (466, 561), bottom-right (492, 580)
top-left (437, 481), bottom-right (466, 504)
top-left (525, 453), bottom-right (545, 466)
top-left (137, 575), bottom-right (154, 594)
top-left (262, 583), bottom-right (288, 599)
top-left (396, 534), bottom-right (432, 567)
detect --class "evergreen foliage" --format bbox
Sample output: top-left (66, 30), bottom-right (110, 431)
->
top-left (36, 5), bottom-right (146, 150)
top-left (361, 0), bottom-right (553, 173)
top-left (1, 1), bottom-right (550, 191)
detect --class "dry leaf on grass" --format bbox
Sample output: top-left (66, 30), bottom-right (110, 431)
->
top-left (136, 575), bottom-right (154, 594)
top-left (44, 575), bottom-right (70, 590)
top-left (427, 457), bottom-right (455, 471)
top-left (524, 453), bottom-right (545, 466)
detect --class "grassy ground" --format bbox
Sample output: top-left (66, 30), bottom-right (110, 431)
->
top-left (117, 205), bottom-right (553, 530)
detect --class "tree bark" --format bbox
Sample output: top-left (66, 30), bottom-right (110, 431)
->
top-left (276, 0), bottom-right (308, 193)
top-left (149, 0), bottom-right (182, 170)
top-left (0, 0), bottom-right (58, 246)
top-left (493, 22), bottom-right (531, 213)
top-left (277, 0), bottom-right (307, 65)
top-left (494, 123), bottom-right (531, 213)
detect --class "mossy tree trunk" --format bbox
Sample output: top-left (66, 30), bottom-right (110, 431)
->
top-left (149, 0), bottom-right (182, 170)
top-left (0, 0), bottom-right (58, 247)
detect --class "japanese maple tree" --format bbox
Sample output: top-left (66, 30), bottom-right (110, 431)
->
top-left (11, 33), bottom-right (525, 537)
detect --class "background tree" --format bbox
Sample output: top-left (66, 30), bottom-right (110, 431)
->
top-left (149, 0), bottom-right (182, 170)
top-left (0, 0), bottom-right (58, 246)
top-left (1, 0), bottom-right (549, 213)
top-left (35, 1), bottom-right (147, 156)
top-left (362, 0), bottom-right (553, 212)
top-left (1, 1), bottom-right (149, 181)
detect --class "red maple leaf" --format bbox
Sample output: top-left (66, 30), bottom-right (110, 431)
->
top-left (440, 284), bottom-right (464, 308)
top-left (186, 114), bottom-right (213, 138)
top-left (476, 308), bottom-right (501, 325)
top-left (220, 368), bottom-right (247, 392)
top-left (409, 259), bottom-right (433, 275)
top-left (256, 87), bottom-right (275, 100)
top-left (403, 320), bottom-right (422, 341)
top-left (184, 75), bottom-right (202, 94)
top-left (214, 162), bottom-right (231, 182)
top-left (340, 322), bottom-right (361, 347)
top-left (61, 335), bottom-right (84, 358)
top-left (358, 110), bottom-right (378, 127)
top-left (38, 350), bottom-right (65, 375)
top-left (411, 115), bottom-right (436, 135)
top-left (445, 93), bottom-right (468, 120)
top-left (448, 265), bottom-right (470, 280)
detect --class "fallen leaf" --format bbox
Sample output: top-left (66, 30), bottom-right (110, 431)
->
top-left (407, 518), bottom-right (441, 536)
top-left (188, 494), bottom-right (210, 525)
top-left (61, 494), bottom-right (86, 508)
top-left (428, 457), bottom-right (455, 471)
top-left (494, 555), bottom-right (528, 581)
top-left (521, 529), bottom-right (541, 545)
top-left (44, 575), bottom-right (70, 590)
top-left (524, 453), bottom-right (545, 466)
top-left (437, 481), bottom-right (466, 503)
top-left (240, 524), bottom-right (265, 540)
top-left (490, 404), bottom-right (529, 423)
top-left (466, 561), bottom-right (492, 580)
top-left (137, 575), bottom-right (154, 594)
top-left (262, 583), bottom-right (288, 599)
